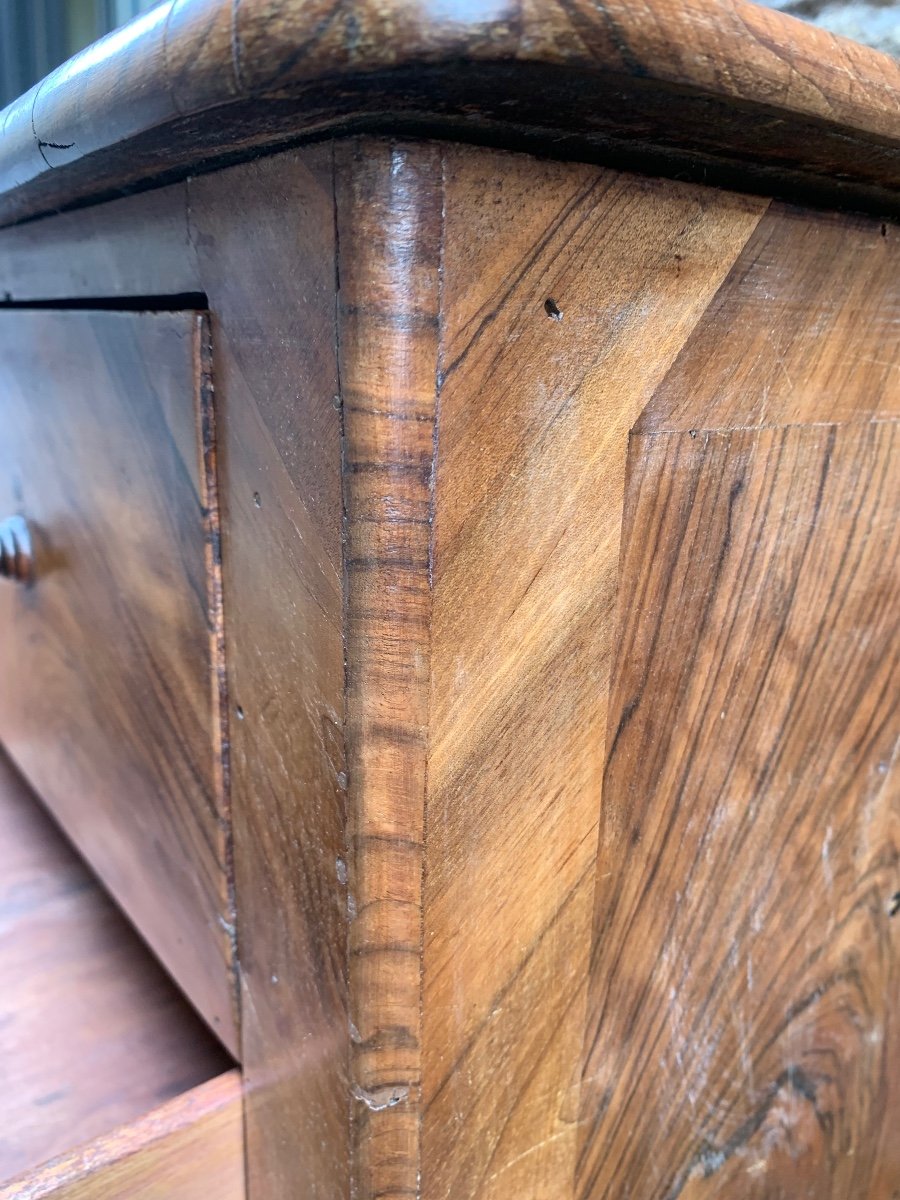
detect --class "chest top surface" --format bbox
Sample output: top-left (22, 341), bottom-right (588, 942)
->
top-left (0, 0), bottom-right (900, 227)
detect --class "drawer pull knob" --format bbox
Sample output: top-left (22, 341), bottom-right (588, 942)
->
top-left (0, 515), bottom-right (33, 584)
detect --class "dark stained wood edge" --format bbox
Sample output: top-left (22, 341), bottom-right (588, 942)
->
top-left (2, 0), bottom-right (900, 226)
top-left (335, 138), bottom-right (443, 1200)
top-left (195, 313), bottom-right (240, 1045)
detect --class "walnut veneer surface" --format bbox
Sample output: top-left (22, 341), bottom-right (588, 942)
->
top-left (0, 308), bottom-right (235, 1051)
top-left (0, 1), bottom-right (898, 1198)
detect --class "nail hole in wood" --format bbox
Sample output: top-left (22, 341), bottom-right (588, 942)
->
top-left (881, 223), bottom-right (888, 238)
top-left (236, 705), bottom-right (245, 720)
top-left (889, 892), bottom-right (900, 917)
top-left (544, 298), bottom-right (563, 321)
top-left (253, 492), bottom-right (262, 508)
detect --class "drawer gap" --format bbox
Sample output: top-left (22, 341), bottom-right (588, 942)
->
top-left (0, 291), bottom-right (208, 311)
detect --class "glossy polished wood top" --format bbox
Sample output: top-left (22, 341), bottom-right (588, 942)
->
top-left (1, 0), bottom-right (900, 225)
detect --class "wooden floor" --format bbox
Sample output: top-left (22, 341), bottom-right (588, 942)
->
top-left (0, 749), bottom-right (231, 1180)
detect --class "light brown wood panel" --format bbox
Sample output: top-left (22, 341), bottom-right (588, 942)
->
top-left (185, 150), bottom-right (350, 1199)
top-left (0, 749), bottom-right (230, 1182)
top-left (335, 138), bottom-right (443, 1200)
top-left (0, 1073), bottom-right (244, 1200)
top-left (637, 205), bottom-right (900, 434)
top-left (0, 132), bottom-right (896, 1200)
top-left (423, 149), bottom-right (767, 1200)
top-left (0, 309), bottom-right (236, 1051)
top-left (578, 421), bottom-right (900, 1198)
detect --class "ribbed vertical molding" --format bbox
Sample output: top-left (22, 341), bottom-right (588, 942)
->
top-left (335, 138), bottom-right (443, 1200)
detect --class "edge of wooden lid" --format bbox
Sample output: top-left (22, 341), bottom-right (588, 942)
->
top-left (1, 0), bottom-right (900, 224)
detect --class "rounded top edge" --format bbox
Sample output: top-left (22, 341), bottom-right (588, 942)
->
top-left (1, 0), bottom-right (900, 224)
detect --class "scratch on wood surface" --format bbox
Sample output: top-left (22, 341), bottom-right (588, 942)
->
top-left (485, 1130), bottom-right (572, 1185)
top-left (352, 1083), bottom-right (410, 1112)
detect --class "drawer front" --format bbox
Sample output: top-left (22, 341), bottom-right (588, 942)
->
top-left (0, 309), bottom-right (235, 1051)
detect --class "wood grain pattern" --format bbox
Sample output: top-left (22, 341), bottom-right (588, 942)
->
top-left (0, 152), bottom-right (352, 1200)
top-left (186, 150), bottom-right (350, 1199)
top-left (0, 135), bottom-right (897, 1199)
top-left (577, 198), bottom-right (900, 1197)
top-left (637, 206), bottom-right (900, 434)
top-left (335, 138), bottom-right (442, 1200)
top-left (578, 420), bottom-right (900, 1198)
top-left (422, 148), bottom-right (766, 1200)
top-left (0, 749), bottom-right (230, 1182)
top-left (0, 308), bottom-right (236, 1051)
top-left (0, 1072), bottom-right (244, 1200)
top-left (3, 0), bottom-right (900, 224)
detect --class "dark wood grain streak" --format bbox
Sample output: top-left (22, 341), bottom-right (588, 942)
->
top-left (578, 420), bottom-right (900, 1199)
top-left (3, 0), bottom-right (900, 225)
top-left (335, 138), bottom-right (442, 1200)
top-left (0, 308), bottom-right (236, 1051)
top-left (423, 148), bottom-right (767, 1200)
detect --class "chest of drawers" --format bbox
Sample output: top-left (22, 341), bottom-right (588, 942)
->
top-left (0, 2), bottom-right (898, 1198)
top-left (0, 308), bottom-right (234, 1045)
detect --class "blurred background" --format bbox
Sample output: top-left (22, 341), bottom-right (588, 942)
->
top-left (0, 0), bottom-right (898, 109)
top-left (758, 0), bottom-right (900, 55)
top-left (0, 0), bottom-right (162, 107)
